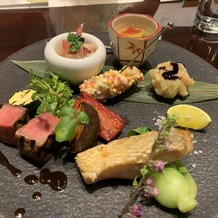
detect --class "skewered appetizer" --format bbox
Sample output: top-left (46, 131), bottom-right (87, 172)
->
top-left (149, 61), bottom-right (195, 99)
top-left (79, 66), bottom-right (144, 102)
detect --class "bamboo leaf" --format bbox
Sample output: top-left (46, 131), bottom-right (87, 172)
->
top-left (11, 60), bottom-right (218, 104)
top-left (117, 73), bottom-right (218, 104)
top-left (11, 60), bottom-right (50, 78)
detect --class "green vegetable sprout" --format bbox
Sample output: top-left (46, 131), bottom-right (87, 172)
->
top-left (29, 71), bottom-right (74, 116)
top-left (28, 71), bottom-right (90, 143)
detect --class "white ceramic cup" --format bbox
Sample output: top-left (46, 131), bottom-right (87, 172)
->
top-left (108, 13), bottom-right (162, 67)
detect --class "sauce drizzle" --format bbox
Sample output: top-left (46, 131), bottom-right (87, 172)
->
top-left (161, 62), bottom-right (180, 80)
top-left (0, 150), bottom-right (22, 177)
top-left (32, 191), bottom-right (42, 200)
top-left (39, 168), bottom-right (67, 192)
top-left (24, 175), bottom-right (39, 185)
top-left (14, 208), bottom-right (25, 217)
top-left (1, 151), bottom-right (68, 216)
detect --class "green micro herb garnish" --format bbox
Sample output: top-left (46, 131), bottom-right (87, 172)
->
top-left (67, 32), bottom-right (83, 53)
top-left (55, 106), bottom-right (90, 142)
top-left (127, 126), bottom-right (153, 137)
top-left (29, 71), bottom-right (74, 117)
top-left (28, 71), bottom-right (90, 143)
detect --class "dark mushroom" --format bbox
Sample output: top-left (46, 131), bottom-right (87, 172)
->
top-left (70, 102), bottom-right (100, 154)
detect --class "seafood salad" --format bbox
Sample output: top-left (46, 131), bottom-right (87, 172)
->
top-left (57, 24), bottom-right (98, 59)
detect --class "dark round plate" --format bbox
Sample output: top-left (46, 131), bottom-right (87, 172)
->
top-left (0, 33), bottom-right (218, 218)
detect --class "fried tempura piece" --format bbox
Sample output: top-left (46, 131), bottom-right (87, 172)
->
top-left (75, 128), bottom-right (193, 184)
top-left (149, 61), bottom-right (195, 99)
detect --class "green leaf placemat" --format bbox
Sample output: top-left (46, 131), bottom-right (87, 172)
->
top-left (11, 60), bottom-right (218, 105)
top-left (116, 73), bottom-right (218, 104)
top-left (11, 60), bottom-right (50, 78)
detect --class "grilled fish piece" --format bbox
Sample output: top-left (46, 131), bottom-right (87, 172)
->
top-left (75, 128), bottom-right (194, 184)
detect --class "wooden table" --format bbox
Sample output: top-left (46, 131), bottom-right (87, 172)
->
top-left (0, 1), bottom-right (217, 69)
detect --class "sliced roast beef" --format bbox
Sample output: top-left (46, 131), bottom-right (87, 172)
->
top-left (15, 112), bottom-right (60, 166)
top-left (0, 103), bottom-right (29, 145)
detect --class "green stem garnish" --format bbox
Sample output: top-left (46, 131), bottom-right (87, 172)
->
top-left (152, 116), bottom-right (177, 153)
top-left (118, 116), bottom-right (177, 218)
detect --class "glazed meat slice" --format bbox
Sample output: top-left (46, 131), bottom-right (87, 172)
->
top-left (15, 112), bottom-right (60, 166)
top-left (75, 128), bottom-right (194, 184)
top-left (73, 92), bottom-right (124, 142)
top-left (0, 103), bottom-right (29, 145)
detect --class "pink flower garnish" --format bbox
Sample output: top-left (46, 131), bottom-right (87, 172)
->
top-left (131, 204), bottom-right (142, 217)
top-left (145, 177), bottom-right (153, 186)
top-left (154, 160), bottom-right (167, 172)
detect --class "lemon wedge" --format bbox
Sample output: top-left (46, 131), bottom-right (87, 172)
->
top-left (166, 104), bottom-right (212, 130)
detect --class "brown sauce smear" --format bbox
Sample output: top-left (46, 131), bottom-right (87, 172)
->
top-left (1, 151), bottom-right (67, 216)
top-left (14, 208), bottom-right (25, 217)
top-left (39, 168), bottom-right (67, 192)
top-left (24, 169), bottom-right (67, 191)
top-left (24, 175), bottom-right (39, 185)
top-left (32, 191), bottom-right (42, 200)
top-left (0, 150), bottom-right (22, 177)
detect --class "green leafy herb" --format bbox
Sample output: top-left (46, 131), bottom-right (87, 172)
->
top-left (55, 116), bottom-right (77, 142)
top-left (28, 71), bottom-right (74, 116)
top-left (77, 111), bottom-right (90, 125)
top-left (55, 106), bottom-right (90, 142)
top-left (127, 126), bottom-right (153, 137)
top-left (140, 165), bottom-right (149, 178)
top-left (67, 32), bottom-right (83, 53)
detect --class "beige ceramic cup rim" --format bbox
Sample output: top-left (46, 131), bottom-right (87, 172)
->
top-left (108, 13), bottom-right (162, 40)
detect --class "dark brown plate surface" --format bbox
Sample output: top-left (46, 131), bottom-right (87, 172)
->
top-left (0, 32), bottom-right (218, 218)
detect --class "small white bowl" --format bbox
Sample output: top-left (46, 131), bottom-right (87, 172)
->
top-left (44, 32), bottom-right (106, 85)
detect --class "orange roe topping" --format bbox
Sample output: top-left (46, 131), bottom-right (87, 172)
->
top-left (121, 26), bottom-right (142, 36)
